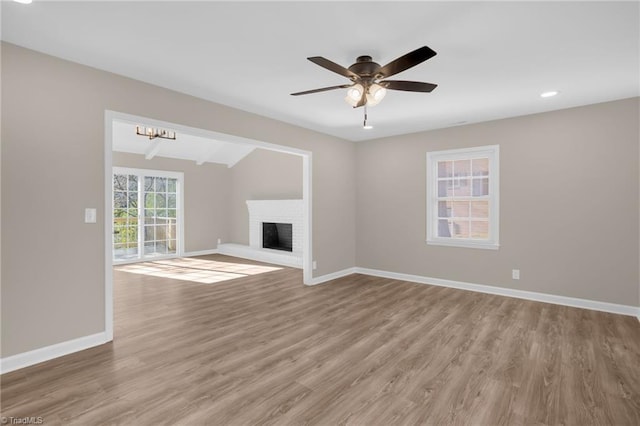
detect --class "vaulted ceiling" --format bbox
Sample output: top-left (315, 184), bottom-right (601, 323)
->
top-left (2, 1), bottom-right (639, 142)
top-left (112, 121), bottom-right (255, 167)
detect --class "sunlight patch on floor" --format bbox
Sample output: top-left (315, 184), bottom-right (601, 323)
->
top-left (114, 257), bottom-right (282, 284)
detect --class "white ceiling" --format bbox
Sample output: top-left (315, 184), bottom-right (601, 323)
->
top-left (2, 1), bottom-right (639, 142)
top-left (112, 120), bottom-right (255, 167)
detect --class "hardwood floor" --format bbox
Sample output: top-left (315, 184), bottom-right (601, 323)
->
top-left (2, 254), bottom-right (639, 425)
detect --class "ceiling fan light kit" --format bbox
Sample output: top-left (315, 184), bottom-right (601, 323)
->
top-left (292, 46), bottom-right (438, 127)
top-left (345, 83), bottom-right (364, 107)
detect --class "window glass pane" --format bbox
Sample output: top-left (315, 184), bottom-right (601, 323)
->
top-left (472, 178), bottom-right (489, 196)
top-left (114, 223), bottom-right (126, 238)
top-left (167, 240), bottom-right (177, 254)
top-left (114, 175), bottom-right (127, 191)
top-left (450, 220), bottom-right (469, 238)
top-left (114, 208), bottom-right (127, 218)
top-left (157, 209), bottom-right (167, 219)
top-left (470, 201), bottom-right (489, 218)
top-left (167, 194), bottom-right (176, 208)
top-left (438, 201), bottom-right (451, 217)
top-left (438, 180), bottom-right (453, 197)
top-left (453, 160), bottom-right (471, 177)
top-left (168, 178), bottom-right (177, 193)
top-left (128, 208), bottom-right (138, 218)
top-left (452, 201), bottom-right (470, 218)
top-left (438, 219), bottom-right (451, 237)
top-left (472, 158), bottom-right (489, 176)
top-left (156, 177), bottom-right (167, 192)
top-left (454, 179), bottom-right (471, 196)
top-left (145, 193), bottom-right (155, 209)
top-left (144, 225), bottom-right (155, 242)
top-left (144, 242), bottom-right (156, 255)
top-left (128, 175), bottom-right (138, 191)
top-left (438, 161), bottom-right (453, 178)
top-left (166, 223), bottom-right (176, 240)
top-left (167, 209), bottom-right (177, 218)
top-left (156, 193), bottom-right (166, 208)
top-left (128, 192), bottom-right (138, 208)
top-left (145, 177), bottom-right (155, 192)
top-left (114, 191), bottom-right (127, 208)
top-left (470, 221), bottom-right (489, 239)
top-left (126, 225), bottom-right (138, 241)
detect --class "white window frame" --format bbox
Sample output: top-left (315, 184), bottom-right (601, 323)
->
top-left (426, 145), bottom-right (500, 250)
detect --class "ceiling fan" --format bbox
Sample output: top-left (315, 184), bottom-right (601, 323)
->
top-left (291, 46), bottom-right (438, 108)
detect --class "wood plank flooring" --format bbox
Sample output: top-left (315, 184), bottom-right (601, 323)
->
top-left (2, 254), bottom-right (639, 425)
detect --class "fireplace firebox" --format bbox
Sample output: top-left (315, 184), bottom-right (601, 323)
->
top-left (262, 222), bottom-right (293, 252)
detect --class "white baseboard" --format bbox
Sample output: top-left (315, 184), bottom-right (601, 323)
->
top-left (183, 249), bottom-right (219, 257)
top-left (0, 332), bottom-right (111, 375)
top-left (354, 267), bottom-right (639, 317)
top-left (307, 267), bottom-right (357, 286)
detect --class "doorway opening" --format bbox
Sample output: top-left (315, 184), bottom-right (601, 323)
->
top-left (104, 110), bottom-right (313, 341)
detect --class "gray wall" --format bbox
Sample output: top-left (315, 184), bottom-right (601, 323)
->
top-left (1, 43), bottom-right (356, 357)
top-left (112, 152), bottom-right (232, 253)
top-left (229, 149), bottom-right (302, 245)
top-left (356, 98), bottom-right (640, 306)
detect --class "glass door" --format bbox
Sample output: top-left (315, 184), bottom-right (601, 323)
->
top-left (143, 176), bottom-right (178, 257)
top-left (113, 167), bottom-right (182, 262)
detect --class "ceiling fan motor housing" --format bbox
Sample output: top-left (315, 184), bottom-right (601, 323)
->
top-left (348, 56), bottom-right (382, 79)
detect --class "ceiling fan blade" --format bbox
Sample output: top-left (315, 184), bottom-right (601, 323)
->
top-left (308, 56), bottom-right (360, 80)
top-left (291, 84), bottom-right (352, 96)
top-left (378, 46), bottom-right (437, 78)
top-left (380, 80), bottom-right (438, 92)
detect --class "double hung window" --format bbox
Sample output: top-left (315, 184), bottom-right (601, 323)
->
top-left (426, 145), bottom-right (499, 250)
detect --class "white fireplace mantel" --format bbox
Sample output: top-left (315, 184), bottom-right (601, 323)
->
top-left (218, 199), bottom-right (304, 268)
top-left (246, 199), bottom-right (303, 254)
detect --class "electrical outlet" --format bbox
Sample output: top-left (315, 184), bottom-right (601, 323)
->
top-left (312, 261), bottom-right (317, 270)
top-left (512, 269), bottom-right (520, 280)
top-left (217, 238), bottom-right (221, 245)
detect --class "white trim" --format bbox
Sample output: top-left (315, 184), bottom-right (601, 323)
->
top-left (183, 249), bottom-right (219, 257)
top-left (426, 144), bottom-right (499, 250)
top-left (107, 111), bottom-right (311, 157)
top-left (104, 112), bottom-right (114, 341)
top-left (0, 332), bottom-right (109, 375)
top-left (113, 253), bottom-right (181, 266)
top-left (306, 267), bottom-right (357, 286)
top-left (113, 249), bottom-right (218, 266)
top-left (426, 239), bottom-right (500, 250)
top-left (218, 243), bottom-right (302, 268)
top-left (105, 110), bottom-right (314, 341)
top-left (354, 267), bottom-right (639, 317)
top-left (302, 155), bottom-right (313, 285)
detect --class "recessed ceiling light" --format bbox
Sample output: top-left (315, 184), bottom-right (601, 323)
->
top-left (13, 0), bottom-right (33, 4)
top-left (540, 91), bottom-right (559, 98)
